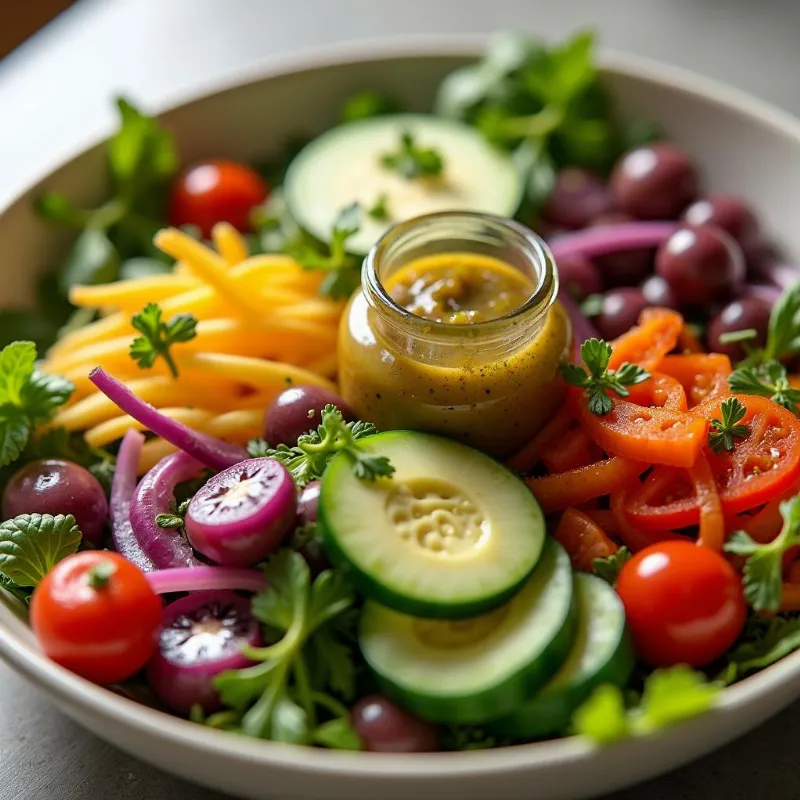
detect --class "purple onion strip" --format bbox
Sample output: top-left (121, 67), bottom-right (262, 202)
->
top-left (110, 429), bottom-right (156, 572)
top-left (130, 451), bottom-right (204, 570)
top-left (145, 566), bottom-right (267, 595)
top-left (88, 368), bottom-right (247, 470)
top-left (549, 222), bottom-right (678, 261)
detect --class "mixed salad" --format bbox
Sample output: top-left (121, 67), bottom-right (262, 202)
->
top-left (2, 30), bottom-right (800, 755)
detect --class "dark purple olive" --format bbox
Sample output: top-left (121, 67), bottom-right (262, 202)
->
top-left (147, 590), bottom-right (261, 715)
top-left (610, 143), bottom-right (699, 220)
top-left (352, 695), bottom-right (440, 753)
top-left (655, 225), bottom-right (745, 306)
top-left (542, 168), bottom-right (613, 230)
top-left (706, 297), bottom-right (771, 361)
top-left (2, 459), bottom-right (108, 545)
top-left (590, 212), bottom-right (655, 286)
top-left (594, 288), bottom-right (649, 340)
top-left (557, 254), bottom-right (603, 301)
top-left (681, 194), bottom-right (760, 258)
top-left (641, 275), bottom-right (678, 309)
top-left (264, 385), bottom-right (354, 447)
top-left (298, 480), bottom-right (321, 525)
top-left (185, 458), bottom-right (297, 566)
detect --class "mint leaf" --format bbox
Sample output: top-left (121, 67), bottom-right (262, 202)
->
top-left (0, 342), bottom-right (36, 405)
top-left (21, 371), bottom-right (75, 425)
top-left (0, 406), bottom-right (31, 467)
top-left (0, 513), bottom-right (82, 588)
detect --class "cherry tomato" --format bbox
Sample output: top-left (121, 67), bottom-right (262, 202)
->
top-left (616, 541), bottom-right (746, 667)
top-left (30, 551), bottom-right (162, 684)
top-left (168, 159), bottom-right (268, 238)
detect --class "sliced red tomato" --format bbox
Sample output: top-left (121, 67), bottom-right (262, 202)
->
top-left (608, 307), bottom-right (683, 371)
top-left (626, 466), bottom-right (698, 531)
top-left (610, 485), bottom-right (689, 552)
top-left (554, 507), bottom-right (619, 572)
top-left (625, 371), bottom-right (687, 411)
top-left (656, 353), bottom-right (732, 409)
top-left (574, 390), bottom-right (708, 468)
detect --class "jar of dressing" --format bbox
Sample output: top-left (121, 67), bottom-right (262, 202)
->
top-left (338, 212), bottom-right (571, 458)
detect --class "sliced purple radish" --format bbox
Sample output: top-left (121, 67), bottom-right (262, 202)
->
top-left (185, 458), bottom-right (296, 566)
top-left (146, 590), bottom-right (261, 715)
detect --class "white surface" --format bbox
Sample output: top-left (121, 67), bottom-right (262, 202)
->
top-left (2, 2), bottom-right (800, 799)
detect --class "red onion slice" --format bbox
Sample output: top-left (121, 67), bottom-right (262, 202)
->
top-left (145, 566), bottom-right (267, 594)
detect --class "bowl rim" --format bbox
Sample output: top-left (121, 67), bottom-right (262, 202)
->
top-left (3, 33), bottom-right (800, 779)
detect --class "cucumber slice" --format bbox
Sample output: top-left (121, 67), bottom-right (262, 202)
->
top-left (487, 572), bottom-right (634, 740)
top-left (284, 114), bottom-right (524, 255)
top-left (358, 539), bottom-right (576, 724)
top-left (319, 431), bottom-right (545, 618)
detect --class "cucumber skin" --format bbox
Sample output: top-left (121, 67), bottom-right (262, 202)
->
top-left (485, 584), bottom-right (635, 740)
top-left (359, 542), bottom-right (579, 725)
top-left (318, 431), bottom-right (544, 620)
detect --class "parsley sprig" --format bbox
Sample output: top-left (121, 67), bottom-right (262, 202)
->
top-left (129, 303), bottom-right (197, 378)
top-left (572, 666), bottom-right (718, 744)
top-left (592, 547), bottom-right (632, 585)
top-left (725, 494), bottom-right (800, 612)
top-left (0, 342), bottom-right (74, 467)
top-left (247, 405), bottom-right (394, 487)
top-left (210, 550), bottom-right (361, 748)
top-left (380, 131), bottom-right (444, 180)
top-left (708, 397), bottom-right (750, 453)
top-left (559, 339), bottom-right (650, 415)
top-left (728, 361), bottom-right (800, 414)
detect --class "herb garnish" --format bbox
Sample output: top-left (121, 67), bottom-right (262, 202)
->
top-left (728, 361), bottom-right (800, 414)
top-left (559, 338), bottom-right (650, 415)
top-left (129, 303), bottom-right (197, 378)
top-left (248, 405), bottom-right (394, 487)
top-left (380, 132), bottom-right (444, 180)
top-left (592, 547), bottom-right (632, 585)
top-left (725, 494), bottom-right (800, 612)
top-left (367, 193), bottom-right (390, 221)
top-left (708, 397), bottom-right (750, 453)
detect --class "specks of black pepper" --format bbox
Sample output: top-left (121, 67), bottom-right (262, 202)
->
top-left (284, 377), bottom-right (293, 385)
top-left (429, 388), bottom-right (435, 394)
top-left (375, 393), bottom-right (382, 400)
top-left (485, 389), bottom-right (491, 395)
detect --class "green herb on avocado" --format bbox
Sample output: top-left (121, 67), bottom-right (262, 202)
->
top-left (572, 666), bottom-right (719, 744)
top-left (560, 338), bottom-right (650, 416)
top-left (209, 549), bottom-right (361, 748)
top-left (380, 132), bottom-right (445, 180)
top-left (128, 303), bottom-right (198, 378)
top-left (725, 494), bottom-right (800, 612)
top-left (248, 404), bottom-right (394, 487)
top-left (708, 397), bottom-right (750, 454)
top-left (592, 547), bottom-right (632, 585)
top-left (0, 513), bottom-right (82, 603)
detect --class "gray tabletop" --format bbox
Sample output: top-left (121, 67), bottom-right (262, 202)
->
top-left (3, 1), bottom-right (800, 798)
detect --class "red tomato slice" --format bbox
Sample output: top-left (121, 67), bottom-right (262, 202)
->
top-left (656, 353), bottom-right (732, 409)
top-left (625, 371), bottom-right (687, 411)
top-left (553, 507), bottom-right (619, 573)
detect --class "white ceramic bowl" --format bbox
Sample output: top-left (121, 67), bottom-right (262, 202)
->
top-left (2, 37), bottom-right (800, 800)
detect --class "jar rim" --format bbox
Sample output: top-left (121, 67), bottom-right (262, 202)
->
top-left (363, 211), bottom-right (559, 335)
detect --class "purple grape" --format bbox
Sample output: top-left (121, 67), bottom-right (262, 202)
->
top-left (185, 458), bottom-right (297, 566)
top-left (641, 275), bottom-right (678, 308)
top-left (298, 480), bottom-right (321, 525)
top-left (264, 385), bottom-right (354, 447)
top-left (610, 143), bottom-right (699, 220)
top-left (681, 194), bottom-right (760, 258)
top-left (557, 254), bottom-right (603, 301)
top-left (590, 212), bottom-right (655, 286)
top-left (594, 288), bottom-right (649, 340)
top-left (146, 590), bottom-right (261, 715)
top-left (2, 459), bottom-right (108, 545)
top-left (352, 695), bottom-right (440, 753)
top-left (542, 168), bottom-right (613, 230)
top-left (706, 297), bottom-right (771, 361)
top-left (655, 225), bottom-right (745, 306)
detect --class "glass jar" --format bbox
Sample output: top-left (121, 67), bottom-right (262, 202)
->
top-left (338, 212), bottom-right (571, 458)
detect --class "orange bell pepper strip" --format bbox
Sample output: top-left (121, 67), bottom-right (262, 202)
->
top-left (689, 452), bottom-right (725, 551)
top-left (580, 507), bottom-right (619, 535)
top-left (656, 353), bottom-right (732, 408)
top-left (734, 475), bottom-right (800, 544)
top-left (527, 456), bottom-right (646, 514)
top-left (677, 322), bottom-right (706, 354)
top-left (610, 485), bottom-right (689, 552)
top-left (554, 507), bottom-right (619, 572)
top-left (541, 427), bottom-right (596, 473)
top-left (625, 371), bottom-right (687, 411)
top-left (507, 404), bottom-right (574, 472)
top-left (574, 391), bottom-right (709, 468)
top-left (608, 307), bottom-right (683, 371)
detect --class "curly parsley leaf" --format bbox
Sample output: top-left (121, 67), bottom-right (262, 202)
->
top-left (0, 513), bottom-right (82, 590)
top-left (764, 281), bottom-right (800, 363)
top-left (248, 405), bottom-right (393, 487)
top-left (728, 361), bottom-right (800, 414)
top-left (725, 494), bottom-right (800, 612)
top-left (592, 547), bottom-right (632, 585)
top-left (708, 397), bottom-right (750, 453)
top-left (572, 666), bottom-right (718, 744)
top-left (212, 550), bottom-right (359, 747)
top-left (380, 131), bottom-right (444, 180)
top-left (129, 302), bottom-right (197, 378)
top-left (560, 338), bottom-right (650, 415)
